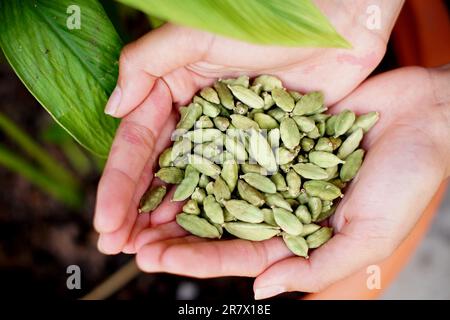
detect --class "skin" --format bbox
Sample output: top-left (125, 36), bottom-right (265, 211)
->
top-left (91, 1), bottom-right (450, 298)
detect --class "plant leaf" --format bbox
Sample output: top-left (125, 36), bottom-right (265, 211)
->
top-left (0, 0), bottom-right (122, 157)
top-left (116, 0), bottom-right (350, 47)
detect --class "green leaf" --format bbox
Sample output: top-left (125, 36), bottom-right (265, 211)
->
top-left (116, 0), bottom-right (350, 47)
top-left (0, 0), bottom-right (123, 157)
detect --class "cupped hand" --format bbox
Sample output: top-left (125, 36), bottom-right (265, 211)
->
top-left (94, 0), bottom-right (402, 255)
top-left (132, 66), bottom-right (450, 299)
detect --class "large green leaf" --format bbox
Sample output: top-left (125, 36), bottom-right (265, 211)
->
top-left (117, 0), bottom-right (350, 47)
top-left (0, 0), bottom-right (122, 157)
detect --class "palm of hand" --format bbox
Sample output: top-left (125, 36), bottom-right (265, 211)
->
top-left (94, 24), bottom-right (449, 298)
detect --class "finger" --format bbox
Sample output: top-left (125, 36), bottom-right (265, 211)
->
top-left (122, 186), bottom-right (185, 254)
top-left (136, 236), bottom-right (291, 278)
top-left (94, 80), bottom-right (172, 234)
top-left (134, 221), bottom-right (189, 253)
top-left (104, 24), bottom-right (212, 117)
top-left (121, 113), bottom-right (179, 253)
top-left (254, 128), bottom-right (445, 298)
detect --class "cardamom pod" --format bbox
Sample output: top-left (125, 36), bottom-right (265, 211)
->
top-left (295, 205), bottom-right (312, 224)
top-left (139, 185), bottom-right (167, 213)
top-left (340, 149), bottom-right (364, 182)
top-left (228, 85), bottom-right (265, 109)
top-left (221, 159), bottom-right (239, 192)
top-left (273, 207), bottom-right (303, 236)
top-left (299, 223), bottom-right (321, 237)
top-left (337, 128), bottom-right (363, 159)
top-left (195, 115), bottom-right (214, 129)
top-left (280, 117), bottom-right (301, 150)
top-left (308, 151), bottom-right (345, 168)
top-left (292, 91), bottom-right (324, 116)
top-left (334, 109), bottom-right (356, 137)
top-left (223, 199), bottom-right (264, 223)
top-left (188, 154), bottom-right (221, 178)
top-left (253, 75), bottom-right (283, 91)
top-left (282, 233), bottom-right (309, 257)
top-left (293, 116), bottom-right (316, 133)
top-left (292, 163), bottom-right (328, 180)
top-left (303, 180), bottom-right (342, 201)
top-left (265, 193), bottom-right (293, 212)
top-left (349, 111), bottom-right (379, 133)
top-left (272, 88), bottom-right (295, 112)
top-left (155, 167), bottom-right (184, 184)
top-left (213, 176), bottom-right (231, 202)
top-left (203, 195), bottom-right (224, 224)
top-left (176, 213), bottom-right (221, 239)
top-left (306, 227), bottom-right (333, 248)
top-left (241, 172), bottom-right (277, 194)
top-left (177, 103), bottom-right (203, 130)
top-left (200, 87), bottom-right (220, 104)
top-left (248, 129), bottom-right (277, 173)
top-left (253, 113), bottom-right (279, 129)
top-left (230, 114), bottom-right (259, 130)
top-left (158, 147), bottom-right (173, 167)
top-left (237, 180), bottom-right (265, 207)
top-left (223, 222), bottom-right (280, 241)
top-left (270, 172), bottom-right (288, 192)
top-left (173, 165), bottom-right (200, 201)
top-left (183, 199), bottom-right (201, 215)
top-left (214, 81), bottom-right (235, 110)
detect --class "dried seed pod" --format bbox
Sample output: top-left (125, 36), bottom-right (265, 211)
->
top-left (155, 167), bottom-right (184, 184)
top-left (139, 185), bottom-right (167, 213)
top-left (253, 75), bottom-right (283, 91)
top-left (273, 207), bottom-right (303, 236)
top-left (237, 180), bottom-right (265, 207)
top-left (272, 88), bottom-right (295, 112)
top-left (204, 195), bottom-right (224, 224)
top-left (282, 233), bottom-right (309, 257)
top-left (223, 222), bottom-right (280, 241)
top-left (200, 87), bottom-right (220, 104)
top-left (228, 85), bottom-right (265, 109)
top-left (292, 91), bottom-right (324, 115)
top-left (223, 199), bottom-right (265, 223)
top-left (241, 172), bottom-right (277, 194)
top-left (183, 199), bottom-right (201, 215)
top-left (306, 227), bottom-right (333, 248)
top-left (340, 149), bottom-right (365, 182)
top-left (176, 213), bottom-right (221, 239)
top-left (280, 117), bottom-right (301, 150)
top-left (173, 165), bottom-right (200, 201)
top-left (214, 81), bottom-right (234, 110)
top-left (334, 109), bottom-right (356, 137)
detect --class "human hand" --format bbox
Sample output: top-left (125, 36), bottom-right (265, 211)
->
top-left (94, 0), bottom-right (404, 255)
top-left (133, 65), bottom-right (450, 299)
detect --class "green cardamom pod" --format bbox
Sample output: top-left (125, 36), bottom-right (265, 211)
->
top-left (195, 115), bottom-right (214, 129)
top-left (139, 185), bottom-right (167, 213)
top-left (155, 167), bottom-right (184, 184)
top-left (265, 193), bottom-right (293, 212)
top-left (176, 103), bottom-right (203, 130)
top-left (241, 172), bottom-right (277, 194)
top-left (276, 147), bottom-right (298, 165)
top-left (272, 88), bottom-right (295, 112)
top-left (191, 187), bottom-right (206, 204)
top-left (240, 163), bottom-right (268, 175)
top-left (262, 92), bottom-right (275, 109)
top-left (300, 137), bottom-right (315, 151)
top-left (262, 208), bottom-right (277, 226)
top-left (303, 180), bottom-right (342, 201)
top-left (282, 233), bottom-right (309, 257)
top-left (340, 148), bottom-right (364, 182)
top-left (203, 195), bottom-right (224, 224)
top-left (292, 163), bottom-right (328, 180)
top-left (306, 227), bottom-right (333, 248)
top-left (253, 113), bottom-right (279, 130)
top-left (158, 147), bottom-right (173, 168)
top-left (173, 165), bottom-right (200, 201)
top-left (214, 81), bottom-right (235, 110)
top-left (314, 202), bottom-right (338, 222)
top-left (289, 90), bottom-right (303, 102)
top-left (308, 151), bottom-right (345, 168)
top-left (213, 176), bottom-right (231, 202)
top-left (200, 87), bottom-right (220, 104)
top-left (308, 197), bottom-right (322, 221)
top-left (299, 223), bottom-right (321, 237)
top-left (224, 136), bottom-right (248, 162)
top-left (325, 114), bottom-right (337, 136)
top-left (223, 222), bottom-right (280, 241)
top-left (223, 199), bottom-right (264, 223)
top-left (184, 128), bottom-right (223, 144)
top-left (270, 172), bottom-right (288, 192)
top-left (230, 114), bottom-right (259, 130)
top-left (337, 128), bottom-right (363, 159)
top-left (349, 111), bottom-right (379, 133)
top-left (273, 207), bottom-right (303, 236)
top-left (314, 137), bottom-right (333, 152)
top-left (228, 85), bottom-right (265, 109)
top-left (334, 109), bottom-right (356, 137)
top-left (237, 180), bottom-right (265, 207)
top-left (253, 75), bottom-right (282, 91)
top-left (176, 213), bottom-right (221, 239)
top-left (292, 91), bottom-right (324, 116)
top-left (295, 205), bottom-right (312, 224)
top-left (221, 159), bottom-right (239, 192)
top-left (205, 181), bottom-right (215, 195)
top-left (233, 102), bottom-right (249, 115)
top-left (183, 199), bottom-right (201, 215)
top-left (248, 129), bottom-right (277, 173)
top-left (267, 128), bottom-right (280, 149)
top-left (293, 116), bottom-right (316, 133)
top-left (198, 173), bottom-right (211, 189)
top-left (286, 170), bottom-right (301, 198)
top-left (329, 137), bottom-right (342, 150)
top-left (267, 107), bottom-right (286, 122)
top-left (280, 117), bottom-right (301, 150)
top-left (213, 116), bottom-right (230, 131)
top-left (188, 154), bottom-right (221, 178)
top-left (172, 138), bottom-right (192, 160)
top-left (194, 95), bottom-right (220, 118)
top-left (221, 75), bottom-right (250, 88)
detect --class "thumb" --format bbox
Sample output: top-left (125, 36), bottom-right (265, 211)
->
top-left (105, 24), bottom-right (212, 117)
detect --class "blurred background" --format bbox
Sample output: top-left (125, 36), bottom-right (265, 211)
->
top-left (0, 0), bottom-right (449, 300)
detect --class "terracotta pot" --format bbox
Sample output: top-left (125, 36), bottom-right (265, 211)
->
top-left (304, 0), bottom-right (450, 299)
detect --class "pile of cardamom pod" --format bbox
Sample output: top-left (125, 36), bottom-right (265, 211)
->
top-left (139, 75), bottom-right (378, 258)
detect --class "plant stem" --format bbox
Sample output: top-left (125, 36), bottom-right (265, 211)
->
top-left (0, 112), bottom-right (79, 188)
top-left (0, 144), bottom-right (82, 208)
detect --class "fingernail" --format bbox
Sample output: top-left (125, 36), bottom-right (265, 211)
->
top-left (254, 285), bottom-right (286, 300)
top-left (105, 86), bottom-right (122, 116)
